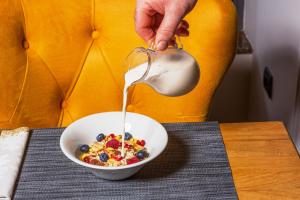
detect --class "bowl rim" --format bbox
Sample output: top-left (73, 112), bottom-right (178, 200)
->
top-left (60, 111), bottom-right (168, 170)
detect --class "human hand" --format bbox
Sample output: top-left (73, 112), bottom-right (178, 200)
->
top-left (135, 0), bottom-right (197, 50)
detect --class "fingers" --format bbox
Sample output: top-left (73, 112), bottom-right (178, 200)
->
top-left (134, 0), bottom-right (194, 50)
top-left (134, 5), bottom-right (156, 42)
top-left (176, 27), bottom-right (189, 37)
top-left (176, 20), bottom-right (189, 36)
top-left (148, 18), bottom-right (189, 48)
top-left (155, 7), bottom-right (187, 50)
top-left (179, 20), bottom-right (189, 30)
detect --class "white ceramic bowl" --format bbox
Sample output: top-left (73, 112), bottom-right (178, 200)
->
top-left (60, 112), bottom-right (168, 180)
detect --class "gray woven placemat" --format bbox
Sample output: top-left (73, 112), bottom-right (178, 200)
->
top-left (14, 122), bottom-right (237, 200)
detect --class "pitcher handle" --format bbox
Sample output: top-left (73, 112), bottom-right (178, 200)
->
top-left (148, 34), bottom-right (183, 50)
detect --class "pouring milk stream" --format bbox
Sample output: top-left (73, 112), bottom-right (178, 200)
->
top-left (120, 45), bottom-right (200, 157)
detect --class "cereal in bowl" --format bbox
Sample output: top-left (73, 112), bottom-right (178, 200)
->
top-left (79, 132), bottom-right (149, 167)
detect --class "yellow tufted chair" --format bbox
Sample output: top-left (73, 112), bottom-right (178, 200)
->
top-left (0, 0), bottom-right (237, 128)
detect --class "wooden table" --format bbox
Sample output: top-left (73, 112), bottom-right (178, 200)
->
top-left (220, 121), bottom-right (300, 200)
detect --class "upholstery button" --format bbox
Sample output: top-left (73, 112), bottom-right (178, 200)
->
top-left (92, 30), bottom-right (100, 39)
top-left (22, 40), bottom-right (29, 49)
top-left (61, 100), bottom-right (68, 109)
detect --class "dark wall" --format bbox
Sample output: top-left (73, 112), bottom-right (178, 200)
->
top-left (233, 0), bottom-right (244, 29)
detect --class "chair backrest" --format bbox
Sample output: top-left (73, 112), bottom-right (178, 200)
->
top-left (0, 0), bottom-right (237, 128)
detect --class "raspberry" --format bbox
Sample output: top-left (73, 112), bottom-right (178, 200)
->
top-left (109, 133), bottom-right (115, 138)
top-left (106, 139), bottom-right (120, 149)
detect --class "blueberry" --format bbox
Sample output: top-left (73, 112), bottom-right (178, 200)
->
top-left (136, 150), bottom-right (145, 160)
top-left (80, 144), bottom-right (89, 153)
top-left (99, 153), bottom-right (109, 162)
top-left (96, 133), bottom-right (105, 142)
top-left (124, 132), bottom-right (132, 140)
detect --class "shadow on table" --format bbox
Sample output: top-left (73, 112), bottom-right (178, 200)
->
top-left (131, 134), bottom-right (189, 180)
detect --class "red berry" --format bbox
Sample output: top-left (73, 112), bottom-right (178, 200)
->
top-left (140, 140), bottom-right (145, 146)
top-left (109, 133), bottom-right (115, 138)
top-left (126, 156), bottom-right (140, 165)
top-left (125, 143), bottom-right (133, 149)
top-left (106, 139), bottom-right (120, 149)
top-left (83, 156), bottom-right (91, 163)
top-left (137, 140), bottom-right (145, 146)
top-left (112, 154), bottom-right (123, 161)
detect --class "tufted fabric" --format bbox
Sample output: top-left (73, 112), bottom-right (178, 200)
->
top-left (0, 0), bottom-right (237, 128)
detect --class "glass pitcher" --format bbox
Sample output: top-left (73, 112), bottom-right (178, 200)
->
top-left (124, 37), bottom-right (200, 97)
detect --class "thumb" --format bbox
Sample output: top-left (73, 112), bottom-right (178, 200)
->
top-left (155, 8), bottom-right (185, 50)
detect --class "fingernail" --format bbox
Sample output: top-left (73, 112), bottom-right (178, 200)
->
top-left (156, 41), bottom-right (167, 51)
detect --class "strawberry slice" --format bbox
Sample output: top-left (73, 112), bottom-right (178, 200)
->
top-left (112, 154), bottom-right (123, 161)
top-left (83, 156), bottom-right (92, 163)
top-left (124, 143), bottom-right (132, 149)
top-left (127, 156), bottom-right (140, 165)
